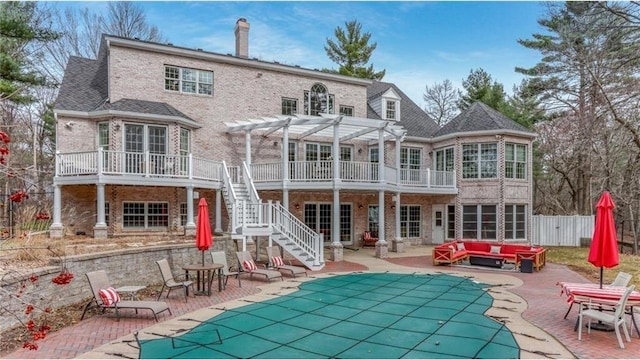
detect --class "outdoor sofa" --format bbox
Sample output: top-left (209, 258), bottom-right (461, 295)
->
top-left (432, 240), bottom-right (547, 271)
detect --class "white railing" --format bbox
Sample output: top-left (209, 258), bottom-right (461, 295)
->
top-left (56, 150), bottom-right (223, 181)
top-left (340, 161), bottom-right (379, 182)
top-left (57, 151), bottom-right (456, 189)
top-left (250, 160), bottom-right (455, 188)
top-left (271, 202), bottom-right (323, 267)
top-left (242, 161), bottom-right (260, 203)
top-left (251, 162), bottom-right (282, 182)
top-left (57, 150), bottom-right (98, 175)
top-left (237, 200), bottom-right (268, 228)
top-left (221, 161), bottom-right (239, 233)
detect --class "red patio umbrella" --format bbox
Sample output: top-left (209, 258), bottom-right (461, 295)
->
top-left (195, 198), bottom-right (213, 265)
top-left (588, 191), bottom-right (619, 289)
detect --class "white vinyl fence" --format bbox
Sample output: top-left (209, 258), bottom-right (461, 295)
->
top-left (531, 215), bottom-right (594, 247)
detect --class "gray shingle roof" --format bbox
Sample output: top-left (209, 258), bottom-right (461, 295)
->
top-left (55, 56), bottom-right (107, 112)
top-left (367, 80), bottom-right (440, 138)
top-left (95, 98), bottom-right (195, 121)
top-left (55, 54), bottom-right (194, 122)
top-left (434, 102), bottom-right (535, 137)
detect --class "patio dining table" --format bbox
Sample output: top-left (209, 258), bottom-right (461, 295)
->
top-left (558, 281), bottom-right (640, 336)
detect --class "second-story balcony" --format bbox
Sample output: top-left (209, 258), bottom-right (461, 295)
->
top-left (250, 161), bottom-right (457, 194)
top-left (54, 150), bottom-right (457, 194)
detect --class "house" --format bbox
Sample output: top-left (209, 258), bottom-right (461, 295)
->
top-left (52, 18), bottom-right (535, 269)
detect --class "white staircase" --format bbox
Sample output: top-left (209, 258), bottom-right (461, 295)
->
top-left (221, 161), bottom-right (324, 270)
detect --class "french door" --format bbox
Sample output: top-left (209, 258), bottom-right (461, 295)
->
top-left (124, 124), bottom-right (167, 174)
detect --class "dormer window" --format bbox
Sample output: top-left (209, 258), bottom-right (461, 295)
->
top-left (375, 88), bottom-right (400, 121)
top-left (304, 83), bottom-right (334, 116)
top-left (386, 100), bottom-right (396, 120)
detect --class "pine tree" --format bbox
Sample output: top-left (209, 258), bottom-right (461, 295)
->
top-left (324, 20), bottom-right (385, 80)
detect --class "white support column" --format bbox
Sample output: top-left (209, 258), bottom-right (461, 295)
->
top-left (215, 189), bottom-right (223, 233)
top-left (333, 122), bottom-right (340, 180)
top-left (245, 130), bottom-right (252, 166)
top-left (96, 184), bottom-right (106, 226)
top-left (184, 186), bottom-right (196, 236)
top-left (49, 185), bottom-right (63, 238)
top-left (282, 125), bottom-right (289, 210)
top-left (283, 125), bottom-right (290, 181)
top-left (329, 120), bottom-right (344, 261)
top-left (393, 192), bottom-right (404, 252)
top-left (93, 184), bottom-right (108, 239)
top-left (393, 136), bottom-right (404, 253)
top-left (330, 188), bottom-right (344, 261)
top-left (395, 136), bottom-right (401, 184)
top-left (376, 128), bottom-right (388, 258)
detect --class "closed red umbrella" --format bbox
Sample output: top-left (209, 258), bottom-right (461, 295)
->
top-left (588, 191), bottom-right (619, 288)
top-left (195, 198), bottom-right (213, 265)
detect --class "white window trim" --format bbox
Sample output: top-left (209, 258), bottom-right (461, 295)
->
top-left (164, 65), bottom-right (213, 96)
top-left (400, 205), bottom-right (421, 238)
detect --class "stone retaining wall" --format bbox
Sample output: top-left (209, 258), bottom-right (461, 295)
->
top-left (0, 237), bottom-right (238, 334)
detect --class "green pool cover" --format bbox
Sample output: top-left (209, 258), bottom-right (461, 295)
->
top-left (137, 272), bottom-right (520, 358)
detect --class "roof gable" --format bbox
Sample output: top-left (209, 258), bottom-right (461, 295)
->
top-left (367, 80), bottom-right (440, 138)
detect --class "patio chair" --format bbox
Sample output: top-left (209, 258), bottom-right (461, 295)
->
top-left (211, 251), bottom-right (241, 289)
top-left (266, 246), bottom-right (307, 278)
top-left (236, 250), bottom-right (283, 282)
top-left (362, 231), bottom-right (378, 247)
top-left (81, 270), bottom-right (171, 322)
top-left (564, 271), bottom-right (634, 319)
top-left (156, 259), bottom-right (194, 302)
top-left (578, 285), bottom-right (635, 348)
top-left (611, 272), bottom-right (633, 287)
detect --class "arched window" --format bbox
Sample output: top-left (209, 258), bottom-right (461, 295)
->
top-left (304, 83), bottom-right (334, 116)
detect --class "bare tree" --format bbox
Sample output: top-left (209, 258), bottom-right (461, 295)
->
top-left (43, 1), bottom-right (166, 84)
top-left (103, 2), bottom-right (164, 42)
top-left (423, 80), bottom-right (459, 126)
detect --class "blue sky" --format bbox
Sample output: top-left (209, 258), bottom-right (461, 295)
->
top-left (62, 1), bottom-right (548, 107)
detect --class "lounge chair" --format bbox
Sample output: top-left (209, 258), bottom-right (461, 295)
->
top-left (156, 258), bottom-right (194, 302)
top-left (266, 246), bottom-right (307, 277)
top-left (578, 285), bottom-right (635, 348)
top-left (211, 251), bottom-right (241, 289)
top-left (81, 270), bottom-right (171, 322)
top-left (236, 251), bottom-right (283, 282)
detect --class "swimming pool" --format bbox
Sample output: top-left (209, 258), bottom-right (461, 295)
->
top-left (137, 272), bottom-right (520, 358)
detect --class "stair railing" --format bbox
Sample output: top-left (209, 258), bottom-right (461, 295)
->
top-left (241, 161), bottom-right (260, 203)
top-left (221, 161), bottom-right (239, 233)
top-left (271, 201), bottom-right (323, 267)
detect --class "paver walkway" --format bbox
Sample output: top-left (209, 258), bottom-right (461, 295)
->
top-left (4, 245), bottom-right (639, 359)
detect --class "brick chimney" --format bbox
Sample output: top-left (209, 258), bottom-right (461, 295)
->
top-left (234, 18), bottom-right (249, 58)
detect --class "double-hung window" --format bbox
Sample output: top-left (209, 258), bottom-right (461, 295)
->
top-left (123, 202), bottom-right (169, 228)
top-left (340, 146), bottom-right (352, 161)
top-left (400, 205), bottom-right (421, 237)
top-left (386, 100), bottom-right (397, 120)
top-left (505, 143), bottom-right (527, 179)
top-left (165, 65), bottom-right (213, 95)
top-left (282, 97), bottom-right (298, 115)
top-left (339, 105), bottom-right (354, 116)
top-left (462, 205), bottom-right (496, 240)
top-left (462, 143), bottom-right (497, 179)
top-left (505, 204), bottom-right (526, 240)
